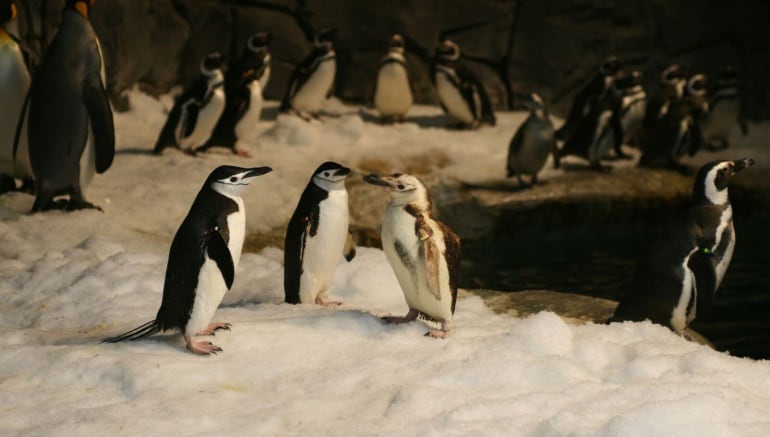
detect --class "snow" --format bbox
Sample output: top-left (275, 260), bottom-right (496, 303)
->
top-left (2, 90), bottom-right (770, 435)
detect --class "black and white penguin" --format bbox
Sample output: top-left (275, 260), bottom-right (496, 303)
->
top-left (0, 0), bottom-right (33, 193)
top-left (555, 55), bottom-right (621, 141)
top-left (373, 33), bottom-right (413, 123)
top-left (702, 66), bottom-right (749, 150)
top-left (609, 158), bottom-right (754, 339)
top-left (506, 93), bottom-right (557, 187)
top-left (103, 165), bottom-right (273, 354)
top-left (284, 161), bottom-right (355, 306)
top-left (431, 39), bottom-right (496, 129)
top-left (153, 52), bottom-right (226, 155)
top-left (280, 28), bottom-right (336, 120)
top-left (364, 173), bottom-right (461, 338)
top-left (197, 32), bottom-right (271, 156)
top-left (27, 0), bottom-right (114, 212)
top-left (639, 74), bottom-right (709, 171)
top-left (643, 63), bottom-right (686, 131)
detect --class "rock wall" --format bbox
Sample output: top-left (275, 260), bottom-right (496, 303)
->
top-left (12, 0), bottom-right (770, 117)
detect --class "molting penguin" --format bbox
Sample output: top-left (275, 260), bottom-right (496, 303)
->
top-left (506, 93), bottom-right (557, 187)
top-left (0, 0), bottom-right (32, 193)
top-left (373, 33), bottom-right (414, 123)
top-left (609, 158), bottom-right (753, 341)
top-left (431, 39), bottom-right (495, 129)
top-left (364, 173), bottom-right (461, 338)
top-left (198, 32), bottom-right (271, 156)
top-left (103, 165), bottom-right (273, 354)
top-left (280, 28), bottom-right (336, 120)
top-left (643, 63), bottom-right (686, 132)
top-left (284, 161), bottom-right (355, 306)
top-left (27, 0), bottom-right (113, 212)
top-left (555, 55), bottom-right (621, 141)
top-left (702, 66), bottom-right (749, 150)
top-left (153, 52), bottom-right (225, 155)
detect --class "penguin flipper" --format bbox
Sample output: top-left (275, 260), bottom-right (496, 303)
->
top-left (83, 78), bottom-right (115, 173)
top-left (101, 320), bottom-right (161, 343)
top-left (12, 91), bottom-right (31, 163)
top-left (283, 205), bottom-right (318, 304)
top-left (206, 228), bottom-right (235, 289)
top-left (507, 122), bottom-right (526, 177)
top-left (343, 231), bottom-right (356, 262)
top-left (180, 101), bottom-right (200, 139)
top-left (687, 248), bottom-right (718, 316)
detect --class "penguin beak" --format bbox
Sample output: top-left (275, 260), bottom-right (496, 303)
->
top-left (334, 166), bottom-right (351, 177)
top-left (245, 166), bottom-right (273, 178)
top-left (731, 158), bottom-right (754, 175)
top-left (364, 174), bottom-right (392, 187)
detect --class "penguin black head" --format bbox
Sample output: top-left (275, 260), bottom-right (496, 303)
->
top-left (661, 64), bottom-right (685, 84)
top-left (200, 52), bottom-right (224, 76)
top-left (524, 92), bottom-right (547, 115)
top-left (311, 161), bottom-right (351, 190)
top-left (207, 165), bottom-right (273, 198)
top-left (313, 28), bottom-right (336, 48)
top-left (364, 173), bottom-right (431, 209)
top-left (693, 158), bottom-right (754, 205)
top-left (0, 1), bottom-right (16, 23)
top-left (389, 34), bottom-right (406, 51)
top-left (247, 32), bottom-right (270, 53)
top-left (687, 74), bottom-right (708, 97)
top-left (611, 70), bottom-right (643, 94)
top-left (436, 39), bottom-right (460, 62)
top-left (599, 55), bottom-right (620, 76)
top-left (65, 0), bottom-right (94, 18)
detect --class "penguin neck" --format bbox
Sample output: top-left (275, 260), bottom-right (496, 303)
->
top-left (312, 177), bottom-right (346, 193)
top-left (206, 70), bottom-right (224, 89)
top-left (697, 184), bottom-right (729, 207)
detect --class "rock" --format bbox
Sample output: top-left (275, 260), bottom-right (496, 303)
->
top-left (464, 289), bottom-right (618, 324)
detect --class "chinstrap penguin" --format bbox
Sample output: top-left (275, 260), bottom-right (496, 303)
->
top-left (702, 66), bottom-right (749, 150)
top-left (280, 28), bottom-right (336, 120)
top-left (284, 161), bottom-right (355, 306)
top-left (103, 165), bottom-right (273, 355)
top-left (364, 173), bottom-right (461, 338)
top-left (506, 92), bottom-right (557, 187)
top-left (431, 39), bottom-right (495, 129)
top-left (373, 33), bottom-right (414, 123)
top-left (609, 158), bottom-right (754, 341)
top-left (27, 0), bottom-right (114, 212)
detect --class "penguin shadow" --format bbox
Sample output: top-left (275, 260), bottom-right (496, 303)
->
top-left (459, 178), bottom-right (549, 193)
top-left (116, 147), bottom-right (158, 155)
top-left (408, 113), bottom-right (458, 129)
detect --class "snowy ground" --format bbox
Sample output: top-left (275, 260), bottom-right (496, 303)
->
top-left (1, 92), bottom-right (770, 435)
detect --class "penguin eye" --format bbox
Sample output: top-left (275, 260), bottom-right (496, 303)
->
top-left (229, 177), bottom-right (238, 183)
top-left (324, 172), bottom-right (330, 177)
top-left (397, 184), bottom-right (405, 190)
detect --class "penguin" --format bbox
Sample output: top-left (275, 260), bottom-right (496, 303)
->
top-left (284, 161), bottom-right (355, 306)
top-left (616, 70), bottom-right (647, 146)
top-left (701, 66), bottom-right (749, 150)
top-left (363, 172), bottom-right (461, 338)
top-left (0, 0), bottom-right (33, 194)
top-left (103, 165), bottom-right (273, 354)
top-left (643, 63), bottom-right (687, 131)
top-left (280, 28), bottom-right (336, 120)
top-left (197, 32), bottom-right (271, 155)
top-left (153, 52), bottom-right (226, 155)
top-left (431, 39), bottom-right (496, 129)
top-left (27, 0), bottom-right (114, 212)
top-left (506, 92), bottom-right (557, 187)
top-left (639, 74), bottom-right (709, 171)
top-left (609, 158), bottom-right (754, 340)
top-left (555, 55), bottom-right (621, 141)
top-left (373, 33), bottom-right (413, 123)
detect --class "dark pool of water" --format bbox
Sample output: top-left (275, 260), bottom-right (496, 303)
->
top-left (461, 197), bottom-right (770, 361)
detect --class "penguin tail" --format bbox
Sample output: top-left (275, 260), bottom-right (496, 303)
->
top-left (101, 320), bottom-right (161, 343)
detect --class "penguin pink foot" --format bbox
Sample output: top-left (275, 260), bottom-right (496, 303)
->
top-left (186, 337), bottom-right (223, 355)
top-left (315, 297), bottom-right (342, 307)
top-left (197, 322), bottom-right (231, 336)
top-left (425, 321), bottom-right (451, 339)
top-left (234, 148), bottom-right (252, 158)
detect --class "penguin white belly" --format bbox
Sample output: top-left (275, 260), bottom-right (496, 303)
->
top-left (259, 66), bottom-right (271, 92)
top-left (180, 88), bottom-right (226, 149)
top-left (292, 58), bottom-right (335, 114)
top-left (234, 80), bottom-right (263, 143)
top-left (299, 190), bottom-right (349, 303)
top-left (621, 98), bottom-right (647, 144)
top-left (374, 63), bottom-right (412, 117)
top-left (589, 110), bottom-right (614, 162)
top-left (435, 71), bottom-right (475, 124)
top-left (185, 256), bottom-right (229, 336)
top-left (713, 207), bottom-right (735, 287)
top-left (0, 42), bottom-right (32, 178)
top-left (703, 99), bottom-right (740, 142)
top-left (226, 199), bottom-right (246, 270)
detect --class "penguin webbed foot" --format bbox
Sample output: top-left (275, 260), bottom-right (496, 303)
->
top-left (425, 321), bottom-right (451, 339)
top-left (315, 296), bottom-right (342, 307)
top-left (197, 322), bottom-right (232, 336)
top-left (186, 338), bottom-right (223, 355)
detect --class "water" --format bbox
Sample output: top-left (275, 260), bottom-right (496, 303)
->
top-left (461, 190), bottom-right (770, 360)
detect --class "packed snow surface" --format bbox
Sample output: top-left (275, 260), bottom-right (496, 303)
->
top-left (1, 92), bottom-right (769, 435)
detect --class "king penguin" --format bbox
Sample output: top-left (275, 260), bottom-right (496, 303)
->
top-left (364, 172), bottom-right (461, 338)
top-left (284, 161), bottom-right (355, 306)
top-left (153, 52), bottom-right (226, 155)
top-left (506, 92), bottom-right (557, 187)
top-left (197, 32), bottom-right (271, 156)
top-left (609, 158), bottom-right (753, 341)
top-left (280, 28), bottom-right (336, 120)
top-left (431, 39), bottom-right (496, 129)
top-left (0, 0), bottom-right (33, 194)
top-left (373, 33), bottom-right (414, 123)
top-left (103, 165), bottom-right (273, 354)
top-left (27, 0), bottom-right (114, 212)
top-left (701, 66), bottom-right (749, 150)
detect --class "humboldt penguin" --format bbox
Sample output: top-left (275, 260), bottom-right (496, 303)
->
top-left (280, 28), bottom-right (336, 120)
top-left (373, 33), bottom-right (414, 123)
top-left (506, 92), bottom-right (557, 186)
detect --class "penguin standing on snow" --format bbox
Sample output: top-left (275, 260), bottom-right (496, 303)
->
top-left (153, 52), bottom-right (226, 155)
top-left (280, 28), bottom-right (336, 120)
top-left (364, 172), bottom-right (461, 338)
top-left (555, 55), bottom-right (621, 141)
top-left (702, 66), bottom-right (749, 150)
top-left (103, 165), bottom-right (273, 355)
top-left (373, 33), bottom-right (414, 123)
top-left (0, 0), bottom-right (33, 193)
top-left (27, 0), bottom-right (114, 212)
top-left (610, 158), bottom-right (754, 340)
top-left (197, 32), bottom-right (271, 156)
top-left (284, 161), bottom-right (355, 306)
top-left (506, 93), bottom-right (557, 187)
top-left (431, 39), bottom-right (495, 129)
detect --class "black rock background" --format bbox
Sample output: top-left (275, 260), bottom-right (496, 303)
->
top-left (12, 0), bottom-right (770, 116)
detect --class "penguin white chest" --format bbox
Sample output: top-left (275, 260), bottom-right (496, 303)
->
top-left (589, 110), bottom-right (615, 162)
top-left (234, 80), bottom-right (263, 143)
top-left (292, 57), bottom-right (335, 113)
top-left (516, 117), bottom-right (555, 174)
top-left (0, 42), bottom-right (32, 178)
top-left (713, 206), bottom-right (735, 288)
top-left (374, 62), bottom-right (412, 117)
top-left (259, 65), bottom-right (271, 91)
top-left (621, 95), bottom-right (647, 143)
top-left (180, 87), bottom-right (226, 149)
top-left (435, 69), bottom-right (476, 124)
top-left (226, 199), bottom-right (246, 270)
